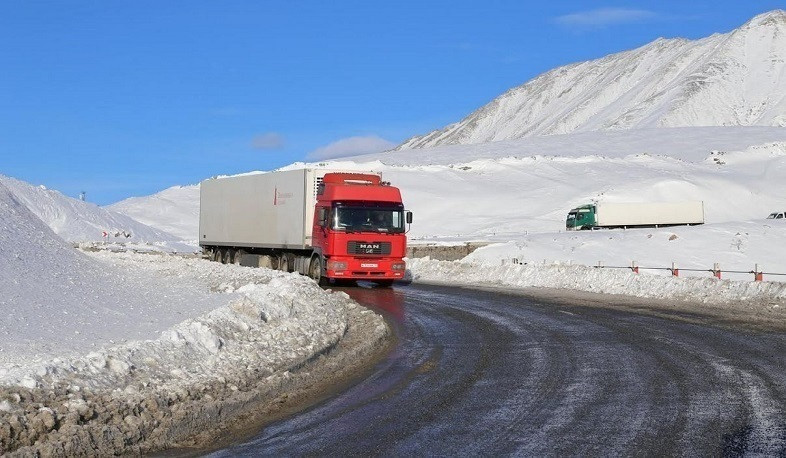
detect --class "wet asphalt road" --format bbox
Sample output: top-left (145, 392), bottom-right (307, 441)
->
top-left (212, 284), bottom-right (786, 456)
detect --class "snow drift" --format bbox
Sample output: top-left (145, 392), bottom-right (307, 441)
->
top-left (0, 177), bottom-right (388, 454)
top-left (0, 174), bottom-right (182, 244)
top-left (107, 184), bottom-right (200, 241)
top-left (408, 257), bottom-right (786, 308)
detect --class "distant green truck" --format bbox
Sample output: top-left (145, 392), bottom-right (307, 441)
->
top-left (566, 201), bottom-right (705, 230)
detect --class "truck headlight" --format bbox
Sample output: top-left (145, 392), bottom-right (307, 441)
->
top-left (392, 262), bottom-right (406, 271)
top-left (327, 260), bottom-right (348, 271)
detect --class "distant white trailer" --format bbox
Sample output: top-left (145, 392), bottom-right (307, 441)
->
top-left (566, 201), bottom-right (705, 230)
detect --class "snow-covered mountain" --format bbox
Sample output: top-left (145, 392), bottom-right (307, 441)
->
top-left (108, 185), bottom-right (200, 241)
top-left (0, 175), bottom-right (182, 243)
top-left (399, 10), bottom-right (786, 149)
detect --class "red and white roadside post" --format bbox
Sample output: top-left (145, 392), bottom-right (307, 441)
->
top-left (754, 264), bottom-right (763, 282)
top-left (671, 262), bottom-right (679, 277)
top-left (713, 262), bottom-right (721, 280)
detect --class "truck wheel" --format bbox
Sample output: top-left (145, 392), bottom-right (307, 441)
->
top-left (218, 249), bottom-right (228, 264)
top-left (233, 249), bottom-right (245, 265)
top-left (309, 257), bottom-right (327, 286)
top-left (210, 249), bottom-right (220, 262)
top-left (278, 255), bottom-right (290, 272)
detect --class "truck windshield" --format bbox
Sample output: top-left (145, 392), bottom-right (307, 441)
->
top-left (334, 207), bottom-right (405, 233)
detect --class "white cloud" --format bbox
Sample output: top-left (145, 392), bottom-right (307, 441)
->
top-left (307, 135), bottom-right (396, 160)
top-left (251, 132), bottom-right (285, 150)
top-left (555, 8), bottom-right (658, 27)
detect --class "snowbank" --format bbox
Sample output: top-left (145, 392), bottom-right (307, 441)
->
top-left (107, 184), bottom-right (200, 241)
top-left (408, 257), bottom-right (786, 308)
top-left (0, 180), bottom-right (389, 454)
top-left (0, 180), bottom-right (220, 367)
top-left (0, 252), bottom-right (389, 455)
top-left (0, 174), bottom-right (184, 246)
top-left (0, 253), bottom-right (349, 390)
top-left (465, 220), bottom-right (786, 282)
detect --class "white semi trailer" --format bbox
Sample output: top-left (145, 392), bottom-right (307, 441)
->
top-left (199, 168), bottom-right (412, 286)
top-left (566, 201), bottom-right (705, 230)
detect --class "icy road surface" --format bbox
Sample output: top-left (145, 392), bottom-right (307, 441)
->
top-left (214, 284), bottom-right (786, 456)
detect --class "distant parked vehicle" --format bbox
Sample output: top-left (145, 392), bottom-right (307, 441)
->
top-left (767, 212), bottom-right (785, 219)
top-left (566, 201), bottom-right (705, 230)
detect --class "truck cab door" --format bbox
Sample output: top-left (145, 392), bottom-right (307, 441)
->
top-left (313, 206), bottom-right (330, 249)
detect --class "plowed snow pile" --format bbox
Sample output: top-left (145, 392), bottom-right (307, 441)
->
top-left (0, 181), bottom-right (388, 454)
top-left (0, 183), bottom-right (225, 367)
top-left (0, 174), bottom-right (186, 248)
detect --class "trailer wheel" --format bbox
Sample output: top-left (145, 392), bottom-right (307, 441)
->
top-left (278, 254), bottom-right (290, 273)
top-left (218, 248), bottom-right (229, 264)
top-left (309, 257), bottom-right (327, 286)
top-left (233, 249), bottom-right (245, 265)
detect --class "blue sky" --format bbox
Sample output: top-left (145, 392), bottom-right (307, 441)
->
top-left (1, 1), bottom-right (783, 205)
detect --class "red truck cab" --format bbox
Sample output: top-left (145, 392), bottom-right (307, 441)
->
top-left (310, 173), bottom-right (411, 286)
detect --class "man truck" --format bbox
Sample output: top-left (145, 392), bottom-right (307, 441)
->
top-left (199, 169), bottom-right (412, 287)
top-left (566, 201), bottom-right (704, 230)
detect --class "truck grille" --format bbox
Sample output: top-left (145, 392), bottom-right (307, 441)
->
top-left (347, 241), bottom-right (391, 255)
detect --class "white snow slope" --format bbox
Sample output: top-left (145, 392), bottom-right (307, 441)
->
top-left (0, 174), bottom-right (184, 246)
top-left (1, 180), bottom-right (232, 375)
top-left (108, 127), bottom-right (786, 245)
top-left (399, 10), bottom-right (786, 149)
top-left (110, 129), bottom-right (786, 284)
top-left (107, 184), bottom-right (200, 241)
top-left (0, 177), bottom-right (379, 394)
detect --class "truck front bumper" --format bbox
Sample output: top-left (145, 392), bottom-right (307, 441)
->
top-left (325, 257), bottom-right (406, 280)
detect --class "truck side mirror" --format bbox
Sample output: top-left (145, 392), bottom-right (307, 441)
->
top-left (318, 207), bottom-right (328, 227)
top-left (406, 211), bottom-right (413, 224)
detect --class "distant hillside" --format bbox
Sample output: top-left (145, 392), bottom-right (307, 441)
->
top-left (0, 175), bottom-right (181, 243)
top-left (102, 132), bottom-right (786, 241)
top-left (399, 10), bottom-right (786, 149)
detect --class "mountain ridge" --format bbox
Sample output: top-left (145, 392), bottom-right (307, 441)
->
top-left (398, 10), bottom-right (786, 150)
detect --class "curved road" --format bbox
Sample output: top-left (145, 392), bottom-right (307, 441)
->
top-left (213, 284), bottom-right (786, 456)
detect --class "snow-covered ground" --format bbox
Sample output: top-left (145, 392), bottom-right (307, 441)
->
top-left (0, 180), bottom-right (387, 454)
top-left (0, 174), bottom-right (192, 252)
top-left (108, 129), bottom-right (786, 282)
top-left (0, 249), bottom-right (351, 390)
top-left (107, 184), bottom-right (200, 241)
top-left (465, 220), bottom-right (786, 280)
top-left (307, 136), bottom-right (786, 279)
top-left (406, 256), bottom-right (786, 320)
top-left (113, 128), bottom-right (786, 237)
